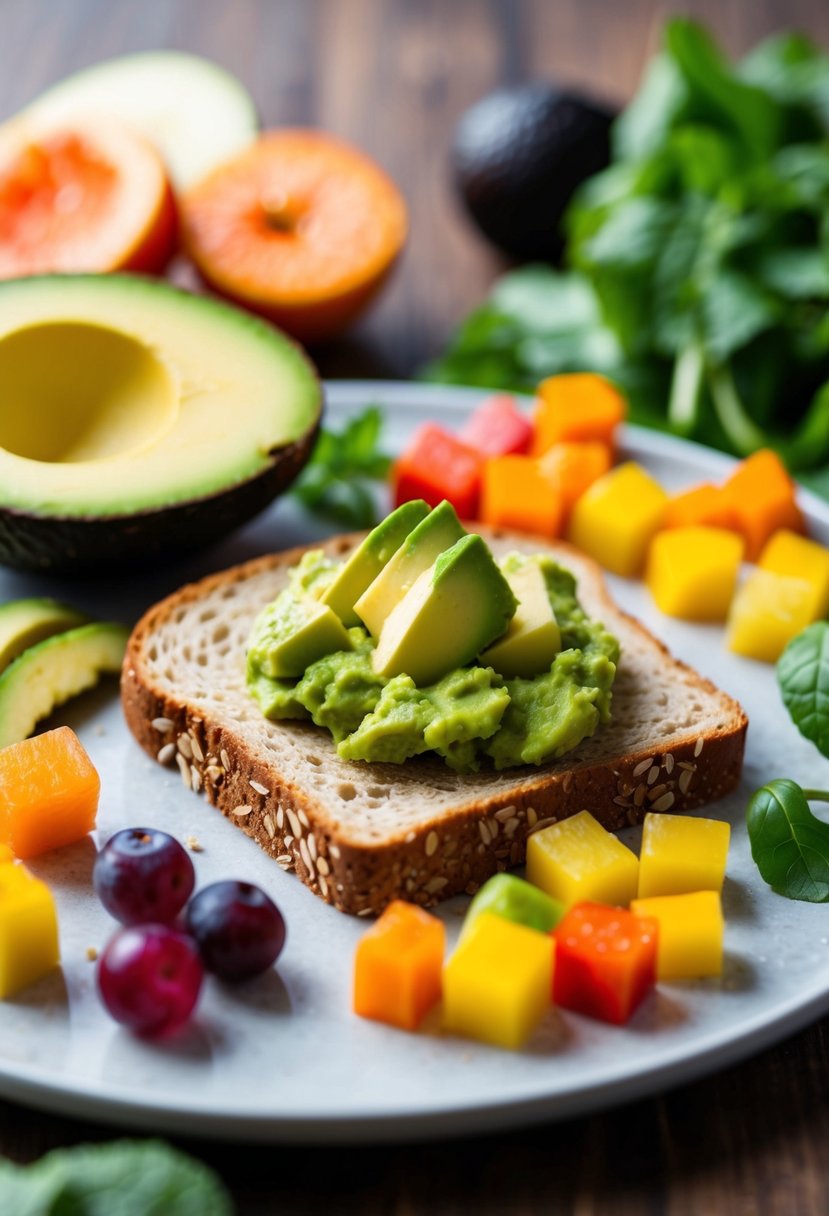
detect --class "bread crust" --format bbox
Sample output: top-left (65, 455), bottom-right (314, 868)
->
top-left (121, 531), bottom-right (748, 916)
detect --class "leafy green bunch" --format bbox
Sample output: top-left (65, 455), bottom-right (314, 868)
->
top-left (428, 20), bottom-right (829, 489)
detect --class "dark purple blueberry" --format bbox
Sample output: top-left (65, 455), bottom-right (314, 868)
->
top-left (97, 924), bottom-right (203, 1036)
top-left (93, 827), bottom-right (195, 925)
top-left (185, 880), bottom-right (286, 981)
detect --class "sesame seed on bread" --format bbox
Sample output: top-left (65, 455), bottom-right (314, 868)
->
top-left (121, 528), bottom-right (748, 916)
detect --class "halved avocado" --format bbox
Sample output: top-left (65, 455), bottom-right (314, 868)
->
top-left (0, 275), bottom-right (321, 573)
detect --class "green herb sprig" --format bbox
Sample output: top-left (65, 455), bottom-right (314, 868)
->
top-left (748, 622), bottom-right (829, 900)
top-left (292, 405), bottom-right (391, 529)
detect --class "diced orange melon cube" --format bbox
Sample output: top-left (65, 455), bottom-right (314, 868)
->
top-left (0, 726), bottom-right (99, 858)
top-left (568, 462), bottom-right (668, 577)
top-left (537, 441), bottom-right (612, 518)
top-left (0, 863), bottom-right (59, 997)
top-left (0, 845), bottom-right (13, 865)
top-left (646, 526), bottom-right (744, 621)
top-left (532, 373), bottom-right (625, 455)
top-left (722, 450), bottom-right (804, 561)
top-left (480, 455), bottom-right (562, 536)
top-left (354, 900), bottom-right (445, 1031)
top-left (759, 529), bottom-right (829, 621)
top-left (727, 569), bottom-right (816, 662)
top-left (663, 483), bottom-right (738, 531)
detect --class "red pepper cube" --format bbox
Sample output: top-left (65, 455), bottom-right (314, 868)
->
top-left (353, 900), bottom-right (445, 1031)
top-left (553, 902), bottom-right (658, 1025)
top-left (459, 394), bottom-right (533, 457)
top-left (393, 424), bottom-right (484, 519)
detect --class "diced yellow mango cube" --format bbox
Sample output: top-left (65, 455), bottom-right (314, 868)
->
top-left (568, 462), bottom-right (668, 577)
top-left (638, 812), bottom-right (730, 898)
top-left (526, 810), bottom-right (639, 907)
top-left (442, 912), bottom-right (553, 1050)
top-left (759, 530), bottom-right (829, 621)
top-left (631, 891), bottom-right (724, 980)
top-left (646, 526), bottom-right (744, 621)
top-left (0, 863), bottom-right (59, 998)
top-left (727, 568), bottom-right (815, 663)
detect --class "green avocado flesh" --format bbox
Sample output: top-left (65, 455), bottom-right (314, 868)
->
top-left (0, 621), bottom-right (129, 748)
top-left (0, 597), bottom-right (88, 675)
top-left (246, 537), bottom-right (619, 773)
top-left (0, 275), bottom-right (320, 518)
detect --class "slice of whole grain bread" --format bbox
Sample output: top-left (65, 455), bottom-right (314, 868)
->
top-left (121, 529), bottom-right (748, 915)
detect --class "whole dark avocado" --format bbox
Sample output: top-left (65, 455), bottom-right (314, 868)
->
top-left (452, 82), bottom-right (614, 261)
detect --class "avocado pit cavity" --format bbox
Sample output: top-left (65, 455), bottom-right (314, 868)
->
top-left (0, 321), bottom-right (177, 464)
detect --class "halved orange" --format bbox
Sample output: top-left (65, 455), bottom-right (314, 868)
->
top-left (181, 129), bottom-right (407, 342)
top-left (0, 114), bottom-right (176, 278)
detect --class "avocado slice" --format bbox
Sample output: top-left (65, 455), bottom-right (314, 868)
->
top-left (247, 591), bottom-right (353, 680)
top-left (0, 275), bottom-right (321, 573)
top-left (0, 598), bottom-right (88, 675)
top-left (355, 501), bottom-right (466, 637)
top-left (373, 534), bottom-right (517, 686)
top-left (0, 621), bottom-right (129, 748)
top-left (480, 560), bottom-right (561, 677)
top-left (321, 499), bottom-right (430, 626)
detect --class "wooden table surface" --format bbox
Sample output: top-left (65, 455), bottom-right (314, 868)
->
top-left (2, 1), bottom-right (829, 1211)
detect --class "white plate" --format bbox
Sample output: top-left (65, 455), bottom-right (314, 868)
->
top-left (1, 380), bottom-right (828, 1144)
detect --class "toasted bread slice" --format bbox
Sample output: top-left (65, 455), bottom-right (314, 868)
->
top-left (121, 530), bottom-right (748, 915)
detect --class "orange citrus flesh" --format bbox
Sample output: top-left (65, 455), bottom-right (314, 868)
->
top-left (0, 117), bottom-right (176, 278)
top-left (182, 129), bottom-right (407, 341)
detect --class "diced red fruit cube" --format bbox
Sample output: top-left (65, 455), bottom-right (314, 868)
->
top-left (458, 394), bottom-right (533, 457)
top-left (552, 902), bottom-right (658, 1025)
top-left (393, 423), bottom-right (484, 519)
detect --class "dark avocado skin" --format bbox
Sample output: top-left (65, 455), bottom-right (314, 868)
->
top-left (452, 82), bottom-right (614, 261)
top-left (0, 422), bottom-right (319, 575)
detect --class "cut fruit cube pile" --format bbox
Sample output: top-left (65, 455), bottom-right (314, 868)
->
top-left (393, 375), bottom-right (824, 663)
top-left (392, 374), bottom-right (624, 526)
top-left (353, 808), bottom-right (731, 1050)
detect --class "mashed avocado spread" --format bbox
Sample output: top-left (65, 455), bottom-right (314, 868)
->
top-left (246, 540), bottom-right (619, 774)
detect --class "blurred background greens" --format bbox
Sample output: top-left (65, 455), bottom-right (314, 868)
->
top-left (430, 19), bottom-right (829, 497)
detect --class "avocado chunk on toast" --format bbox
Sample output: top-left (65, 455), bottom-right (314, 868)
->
top-left (121, 528), bottom-right (748, 917)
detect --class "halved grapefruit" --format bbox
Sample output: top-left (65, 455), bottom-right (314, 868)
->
top-left (0, 114), bottom-right (176, 279)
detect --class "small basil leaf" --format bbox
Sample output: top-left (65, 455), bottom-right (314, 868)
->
top-left (747, 778), bottom-right (829, 902)
top-left (292, 406), bottom-right (391, 528)
top-left (777, 622), bottom-right (829, 758)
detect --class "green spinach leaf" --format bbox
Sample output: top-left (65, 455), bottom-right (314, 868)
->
top-left (746, 778), bottom-right (829, 902)
top-left (777, 621), bottom-right (829, 757)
